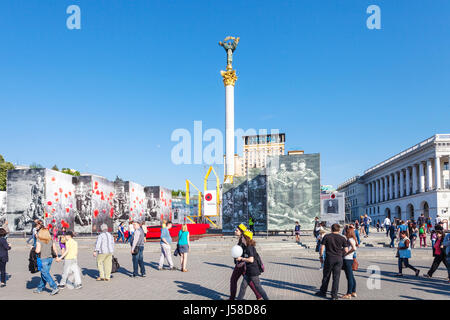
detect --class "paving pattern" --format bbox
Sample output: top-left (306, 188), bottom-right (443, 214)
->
top-left (0, 237), bottom-right (448, 300)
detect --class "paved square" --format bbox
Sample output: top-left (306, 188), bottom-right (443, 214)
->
top-left (0, 236), bottom-right (448, 300)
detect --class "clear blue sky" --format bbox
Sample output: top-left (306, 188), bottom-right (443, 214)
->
top-left (1, 1), bottom-right (449, 191)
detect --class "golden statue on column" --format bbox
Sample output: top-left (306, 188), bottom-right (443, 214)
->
top-left (219, 36), bottom-right (239, 86)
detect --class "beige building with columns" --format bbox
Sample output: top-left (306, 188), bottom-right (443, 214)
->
top-left (339, 134), bottom-right (450, 227)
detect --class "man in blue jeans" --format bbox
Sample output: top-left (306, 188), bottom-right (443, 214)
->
top-left (131, 220), bottom-right (146, 277)
top-left (363, 214), bottom-right (371, 237)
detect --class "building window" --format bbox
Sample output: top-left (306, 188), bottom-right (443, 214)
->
top-left (444, 162), bottom-right (449, 171)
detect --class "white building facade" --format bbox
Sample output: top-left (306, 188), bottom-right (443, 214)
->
top-left (337, 176), bottom-right (367, 222)
top-left (339, 134), bottom-right (450, 227)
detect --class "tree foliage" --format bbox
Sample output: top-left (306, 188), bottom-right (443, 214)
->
top-left (0, 154), bottom-right (15, 191)
top-left (51, 165), bottom-right (59, 171)
top-left (61, 168), bottom-right (81, 176)
top-left (172, 189), bottom-right (186, 197)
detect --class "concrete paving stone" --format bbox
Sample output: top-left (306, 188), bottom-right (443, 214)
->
top-left (0, 236), bottom-right (448, 300)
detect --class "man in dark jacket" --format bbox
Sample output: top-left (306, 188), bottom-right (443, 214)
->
top-left (0, 228), bottom-right (11, 287)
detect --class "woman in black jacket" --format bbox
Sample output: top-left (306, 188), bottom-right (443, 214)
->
top-left (0, 228), bottom-right (11, 287)
top-left (423, 230), bottom-right (449, 279)
top-left (236, 230), bottom-right (269, 300)
top-left (229, 224), bottom-right (262, 300)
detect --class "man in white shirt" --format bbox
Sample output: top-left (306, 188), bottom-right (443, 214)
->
top-left (384, 217), bottom-right (391, 237)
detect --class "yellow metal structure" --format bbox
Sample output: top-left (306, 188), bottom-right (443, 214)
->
top-left (185, 180), bottom-right (202, 222)
top-left (224, 175), bottom-right (234, 184)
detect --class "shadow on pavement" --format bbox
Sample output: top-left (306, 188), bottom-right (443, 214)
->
top-left (144, 261), bottom-right (160, 271)
top-left (260, 278), bottom-right (317, 297)
top-left (174, 281), bottom-right (228, 300)
top-left (81, 268), bottom-right (99, 279)
top-left (269, 261), bottom-right (318, 271)
top-left (26, 276), bottom-right (41, 289)
top-left (203, 262), bottom-right (233, 269)
top-left (399, 295), bottom-right (425, 300)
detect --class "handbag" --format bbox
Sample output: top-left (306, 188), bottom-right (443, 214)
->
top-left (132, 247), bottom-right (139, 255)
top-left (111, 256), bottom-right (120, 273)
top-left (352, 258), bottom-right (358, 271)
top-left (174, 244), bottom-right (180, 257)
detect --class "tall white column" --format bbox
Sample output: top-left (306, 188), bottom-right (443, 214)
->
top-left (412, 165), bottom-right (418, 194)
top-left (375, 180), bottom-right (379, 203)
top-left (435, 156), bottom-right (441, 190)
top-left (389, 174), bottom-right (394, 200)
top-left (427, 159), bottom-right (433, 191)
top-left (384, 176), bottom-right (388, 201)
top-left (225, 85), bottom-right (235, 178)
top-left (379, 179), bottom-right (383, 202)
top-left (400, 170), bottom-right (405, 197)
top-left (419, 162), bottom-right (425, 193)
top-left (370, 181), bottom-right (375, 204)
top-left (406, 167), bottom-right (411, 196)
top-left (394, 172), bottom-right (399, 199)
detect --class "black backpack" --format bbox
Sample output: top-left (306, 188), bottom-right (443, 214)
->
top-left (28, 247), bottom-right (39, 274)
top-left (254, 249), bottom-right (265, 273)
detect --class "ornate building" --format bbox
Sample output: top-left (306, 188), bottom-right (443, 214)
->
top-left (338, 134), bottom-right (450, 227)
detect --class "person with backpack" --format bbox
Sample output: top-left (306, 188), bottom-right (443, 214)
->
top-left (388, 223), bottom-right (397, 248)
top-left (34, 228), bottom-right (60, 295)
top-left (294, 222), bottom-right (301, 243)
top-left (94, 224), bottom-right (114, 281)
top-left (0, 228), bottom-right (11, 287)
top-left (423, 230), bottom-right (449, 280)
top-left (56, 231), bottom-right (82, 289)
top-left (229, 224), bottom-right (262, 300)
top-left (236, 230), bottom-right (269, 300)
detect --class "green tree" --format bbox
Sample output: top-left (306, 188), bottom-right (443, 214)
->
top-left (29, 163), bottom-right (43, 169)
top-left (0, 154), bottom-right (15, 191)
top-left (172, 189), bottom-right (186, 197)
top-left (61, 168), bottom-right (81, 176)
top-left (51, 165), bottom-right (59, 171)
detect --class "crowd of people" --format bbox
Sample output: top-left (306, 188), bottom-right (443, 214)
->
top-left (313, 214), bottom-right (450, 299)
top-left (0, 219), bottom-right (193, 295)
top-left (0, 214), bottom-right (448, 299)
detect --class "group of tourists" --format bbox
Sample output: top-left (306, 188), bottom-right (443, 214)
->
top-left (0, 219), bottom-right (192, 295)
top-left (314, 214), bottom-right (450, 299)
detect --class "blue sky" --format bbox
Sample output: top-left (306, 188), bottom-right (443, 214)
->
top-left (0, 1), bottom-right (449, 191)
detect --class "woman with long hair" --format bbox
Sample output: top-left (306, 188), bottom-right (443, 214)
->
top-left (177, 224), bottom-right (190, 272)
top-left (34, 228), bottom-right (60, 295)
top-left (229, 224), bottom-right (262, 300)
top-left (236, 230), bottom-right (269, 300)
top-left (342, 227), bottom-right (358, 299)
